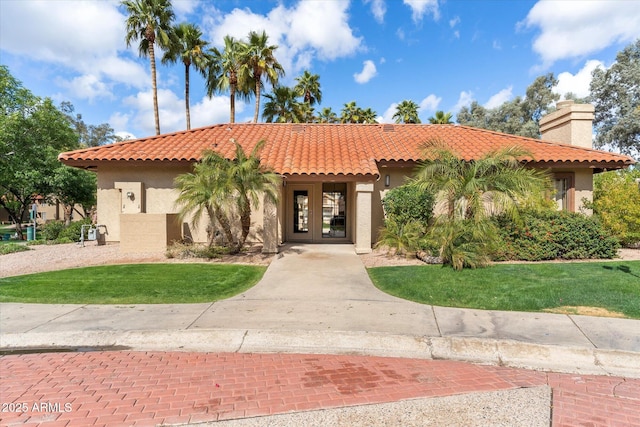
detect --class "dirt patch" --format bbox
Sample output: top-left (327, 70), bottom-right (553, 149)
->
top-left (543, 306), bottom-right (627, 318)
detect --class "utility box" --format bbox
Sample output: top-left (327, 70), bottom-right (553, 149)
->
top-left (87, 228), bottom-right (97, 241)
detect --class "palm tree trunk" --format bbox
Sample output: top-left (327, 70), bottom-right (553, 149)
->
top-left (229, 84), bottom-right (236, 123)
top-left (253, 76), bottom-right (261, 123)
top-left (239, 206), bottom-right (251, 250)
top-left (185, 64), bottom-right (191, 130)
top-left (149, 43), bottom-right (161, 135)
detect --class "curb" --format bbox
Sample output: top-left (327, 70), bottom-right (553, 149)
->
top-left (2, 329), bottom-right (639, 378)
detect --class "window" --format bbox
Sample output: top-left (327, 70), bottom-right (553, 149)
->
top-left (553, 173), bottom-right (574, 211)
top-left (293, 190), bottom-right (309, 233)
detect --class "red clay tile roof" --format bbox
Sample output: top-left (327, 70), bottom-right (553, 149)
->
top-left (58, 123), bottom-right (635, 176)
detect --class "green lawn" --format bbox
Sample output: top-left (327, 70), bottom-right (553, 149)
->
top-left (0, 264), bottom-right (266, 304)
top-left (368, 261), bottom-right (640, 319)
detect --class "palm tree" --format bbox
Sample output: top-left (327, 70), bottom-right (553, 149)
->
top-left (294, 71), bottom-right (322, 106)
top-left (317, 107), bottom-right (338, 123)
top-left (428, 110), bottom-right (454, 124)
top-left (262, 86), bottom-right (304, 123)
top-left (240, 30), bottom-right (285, 123)
top-left (340, 101), bottom-right (378, 123)
top-left (393, 100), bottom-right (421, 124)
top-left (174, 150), bottom-right (235, 247)
top-left (227, 140), bottom-right (280, 249)
top-left (122, 0), bottom-right (175, 135)
top-left (361, 107), bottom-right (378, 124)
top-left (206, 36), bottom-right (250, 123)
top-left (413, 143), bottom-right (551, 269)
top-left (162, 22), bottom-right (209, 130)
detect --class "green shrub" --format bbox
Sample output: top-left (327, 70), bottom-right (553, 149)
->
top-left (165, 242), bottom-right (225, 259)
top-left (382, 184), bottom-right (434, 225)
top-left (57, 218), bottom-right (92, 242)
top-left (375, 219), bottom-right (428, 256)
top-left (41, 221), bottom-right (66, 241)
top-left (493, 211), bottom-right (620, 261)
top-left (0, 243), bottom-right (30, 255)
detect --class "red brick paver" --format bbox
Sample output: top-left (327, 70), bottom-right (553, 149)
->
top-left (1, 351), bottom-right (638, 426)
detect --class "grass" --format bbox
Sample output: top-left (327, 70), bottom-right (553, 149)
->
top-left (0, 264), bottom-right (266, 304)
top-left (368, 261), bottom-right (640, 319)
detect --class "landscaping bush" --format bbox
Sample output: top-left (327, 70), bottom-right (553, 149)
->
top-left (0, 243), bottom-right (30, 255)
top-left (382, 184), bottom-right (434, 226)
top-left (165, 241), bottom-right (226, 259)
top-left (493, 211), bottom-right (620, 261)
top-left (41, 221), bottom-right (66, 241)
top-left (39, 218), bottom-right (92, 244)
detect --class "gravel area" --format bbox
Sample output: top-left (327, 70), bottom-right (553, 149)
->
top-left (1, 242), bottom-right (638, 278)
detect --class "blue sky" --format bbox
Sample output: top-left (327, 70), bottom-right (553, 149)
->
top-left (1, 0), bottom-right (639, 139)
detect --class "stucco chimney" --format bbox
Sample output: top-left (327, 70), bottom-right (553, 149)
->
top-left (539, 100), bottom-right (595, 149)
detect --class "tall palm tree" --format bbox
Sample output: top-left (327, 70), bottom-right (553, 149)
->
top-left (122, 0), bottom-right (175, 135)
top-left (361, 107), bottom-right (379, 124)
top-left (340, 101), bottom-right (378, 123)
top-left (294, 71), bottom-right (322, 106)
top-left (317, 107), bottom-right (338, 123)
top-left (206, 36), bottom-right (250, 123)
top-left (393, 100), bottom-right (421, 124)
top-left (262, 86), bottom-right (304, 123)
top-left (428, 110), bottom-right (454, 124)
top-left (162, 22), bottom-right (209, 130)
top-left (240, 30), bottom-right (285, 123)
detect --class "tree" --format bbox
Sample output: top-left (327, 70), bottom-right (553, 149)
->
top-left (162, 22), bottom-right (209, 130)
top-left (294, 70), bottom-right (322, 106)
top-left (240, 30), bottom-right (284, 123)
top-left (122, 0), bottom-right (175, 135)
top-left (0, 66), bottom-right (80, 238)
top-left (60, 102), bottom-right (118, 147)
top-left (412, 143), bottom-right (551, 269)
top-left (586, 169), bottom-right (640, 245)
top-left (50, 166), bottom-right (97, 225)
top-left (393, 100), bottom-right (421, 124)
top-left (174, 140), bottom-right (279, 251)
top-left (340, 101), bottom-right (378, 123)
top-left (207, 36), bottom-right (251, 123)
top-left (457, 73), bottom-right (559, 138)
top-left (262, 86), bottom-right (304, 123)
top-left (317, 107), bottom-right (338, 123)
top-left (590, 39), bottom-right (640, 158)
top-left (428, 110), bottom-right (453, 124)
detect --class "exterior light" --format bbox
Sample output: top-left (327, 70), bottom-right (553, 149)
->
top-left (385, 174), bottom-right (390, 187)
top-left (126, 191), bottom-right (134, 200)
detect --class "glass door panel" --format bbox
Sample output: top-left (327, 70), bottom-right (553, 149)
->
top-left (322, 183), bottom-right (346, 238)
top-left (293, 190), bottom-right (309, 233)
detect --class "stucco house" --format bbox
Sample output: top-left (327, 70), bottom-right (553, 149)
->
top-left (58, 101), bottom-right (635, 254)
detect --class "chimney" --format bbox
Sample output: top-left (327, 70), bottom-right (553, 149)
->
top-left (539, 100), bottom-right (595, 149)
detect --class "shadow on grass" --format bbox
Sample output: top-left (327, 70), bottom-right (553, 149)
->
top-left (602, 264), bottom-right (640, 278)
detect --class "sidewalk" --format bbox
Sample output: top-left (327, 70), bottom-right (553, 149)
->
top-left (1, 244), bottom-right (639, 425)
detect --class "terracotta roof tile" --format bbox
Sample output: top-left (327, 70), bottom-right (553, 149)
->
top-left (58, 123), bottom-right (635, 176)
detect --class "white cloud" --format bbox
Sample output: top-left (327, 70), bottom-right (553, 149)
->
top-left (206, 1), bottom-right (362, 77)
top-left (56, 74), bottom-right (113, 102)
top-left (354, 60), bottom-right (378, 84)
top-left (173, 0), bottom-right (200, 20)
top-left (555, 60), bottom-right (604, 99)
top-left (522, 0), bottom-right (640, 67)
top-left (449, 16), bottom-right (460, 28)
top-left (419, 94), bottom-right (442, 112)
top-left (453, 91), bottom-right (474, 112)
top-left (380, 103), bottom-right (398, 123)
top-left (365, 0), bottom-right (387, 24)
top-left (403, 0), bottom-right (440, 22)
top-left (484, 86), bottom-right (513, 109)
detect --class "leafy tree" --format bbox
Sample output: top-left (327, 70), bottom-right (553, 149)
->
top-left (0, 66), bottom-right (80, 238)
top-left (162, 22), bottom-right (209, 130)
top-left (393, 100), bottom-right (421, 124)
top-left (262, 86), bottom-right (304, 123)
top-left (50, 166), bottom-right (97, 225)
top-left (240, 30), bottom-right (284, 123)
top-left (122, 0), bottom-right (175, 135)
top-left (590, 39), bottom-right (640, 158)
top-left (294, 70), bottom-right (322, 106)
top-left (585, 169), bottom-right (640, 246)
top-left (207, 35), bottom-right (251, 124)
top-left (412, 143), bottom-right (552, 269)
top-left (60, 102), bottom-right (119, 147)
top-left (457, 74), bottom-right (559, 138)
top-left (428, 110), bottom-right (453, 124)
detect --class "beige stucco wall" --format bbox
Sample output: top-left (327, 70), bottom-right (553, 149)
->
top-left (539, 102), bottom-right (595, 149)
top-left (120, 213), bottom-right (182, 253)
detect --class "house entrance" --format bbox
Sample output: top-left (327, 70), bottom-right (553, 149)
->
top-left (286, 182), bottom-right (349, 243)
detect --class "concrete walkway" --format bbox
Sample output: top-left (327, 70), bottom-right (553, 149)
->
top-left (1, 243), bottom-right (640, 426)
